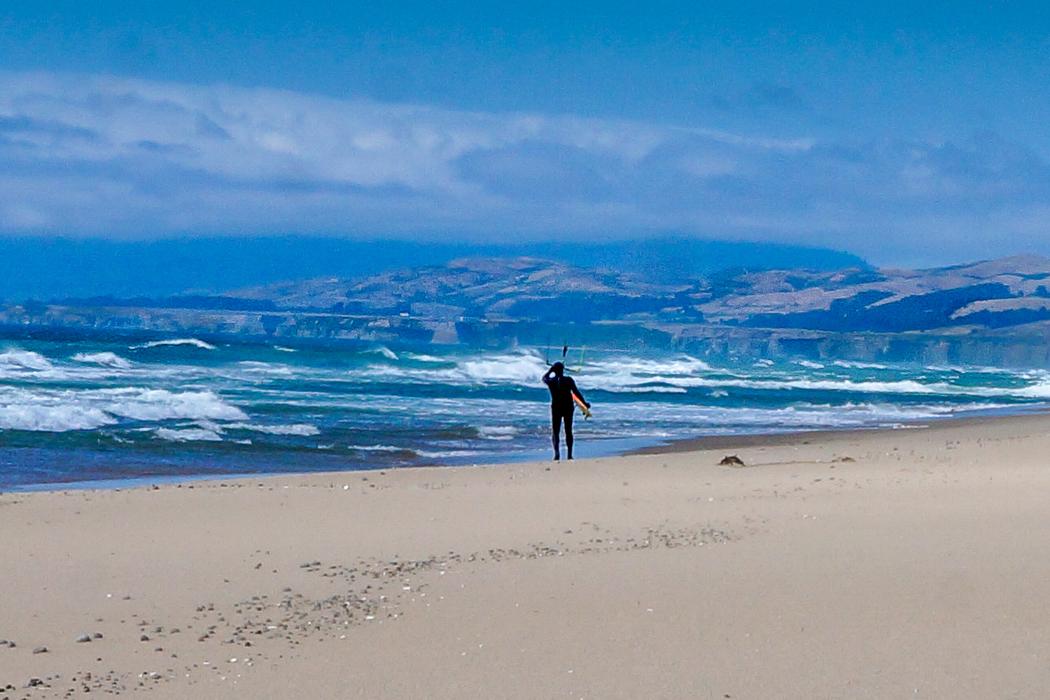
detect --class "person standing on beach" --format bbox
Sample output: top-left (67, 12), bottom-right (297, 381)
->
top-left (542, 361), bottom-right (590, 461)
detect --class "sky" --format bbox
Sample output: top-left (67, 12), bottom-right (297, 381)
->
top-left (2, 2), bottom-right (1050, 265)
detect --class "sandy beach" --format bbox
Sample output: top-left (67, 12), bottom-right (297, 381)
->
top-left (4, 413), bottom-right (1050, 698)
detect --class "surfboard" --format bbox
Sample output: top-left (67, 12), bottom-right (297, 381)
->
top-left (572, 391), bottom-right (591, 419)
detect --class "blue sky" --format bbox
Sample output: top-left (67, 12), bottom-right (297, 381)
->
top-left (2, 2), bottom-right (1050, 264)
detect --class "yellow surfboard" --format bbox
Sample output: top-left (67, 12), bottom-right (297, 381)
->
top-left (572, 391), bottom-right (591, 419)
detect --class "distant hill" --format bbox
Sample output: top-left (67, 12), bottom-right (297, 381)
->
top-left (7, 252), bottom-right (1050, 367)
top-left (231, 257), bottom-right (690, 322)
top-left (0, 236), bottom-right (865, 300)
top-left (228, 253), bottom-right (1050, 333)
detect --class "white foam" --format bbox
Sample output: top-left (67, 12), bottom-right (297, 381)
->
top-left (406, 354), bottom-right (447, 363)
top-left (227, 422), bottom-right (321, 436)
top-left (0, 349), bottom-right (53, 371)
top-left (796, 360), bottom-right (825, 369)
top-left (273, 346), bottom-right (298, 353)
top-left (459, 352), bottom-right (548, 385)
top-left (71, 352), bottom-right (132, 369)
top-left (154, 427), bottom-right (223, 442)
top-left (350, 444), bottom-right (406, 452)
top-left (416, 449), bottom-right (479, 459)
top-left (1013, 380), bottom-right (1050, 399)
top-left (832, 360), bottom-right (890, 370)
top-left (133, 338), bottom-right (217, 351)
top-left (602, 386), bottom-right (688, 394)
top-left (477, 425), bottom-right (519, 440)
top-left (236, 361), bottom-right (294, 376)
top-left (0, 403), bottom-right (116, 432)
top-left (99, 388), bottom-right (247, 422)
top-left (0, 386), bottom-right (247, 433)
top-left (366, 346), bottom-right (399, 361)
top-left (340, 350), bottom-right (1030, 399)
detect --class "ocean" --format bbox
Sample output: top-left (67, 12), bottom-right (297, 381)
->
top-left (0, 330), bottom-right (1046, 490)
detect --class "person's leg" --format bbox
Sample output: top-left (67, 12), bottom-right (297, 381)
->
top-left (564, 412), bottom-right (574, 460)
top-left (551, 410), bottom-right (562, 460)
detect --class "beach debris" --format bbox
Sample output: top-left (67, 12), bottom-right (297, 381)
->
top-left (32, 645), bottom-right (48, 654)
top-left (25, 677), bottom-right (44, 687)
top-left (140, 634), bottom-right (150, 642)
top-left (719, 455), bottom-right (746, 467)
top-left (75, 633), bottom-right (93, 643)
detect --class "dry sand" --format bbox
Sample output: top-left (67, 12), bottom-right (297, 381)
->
top-left (3, 414), bottom-right (1050, 698)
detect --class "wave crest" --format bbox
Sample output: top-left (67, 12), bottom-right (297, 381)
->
top-left (0, 349), bottom-right (53, 371)
top-left (133, 338), bottom-right (217, 351)
top-left (72, 352), bottom-right (132, 369)
top-left (154, 427), bottom-right (223, 442)
top-left (0, 387), bottom-right (247, 432)
top-left (227, 422), bottom-right (320, 436)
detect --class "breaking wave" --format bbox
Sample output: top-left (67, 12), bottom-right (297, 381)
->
top-left (366, 345), bottom-right (399, 361)
top-left (832, 360), bottom-right (890, 370)
top-left (405, 353), bottom-right (448, 363)
top-left (154, 427), bottom-right (223, 442)
top-left (72, 352), bottom-right (132, 369)
top-left (133, 338), bottom-right (217, 351)
top-left (0, 349), bottom-right (53, 372)
top-left (477, 425), bottom-right (519, 440)
top-left (338, 350), bottom-right (1050, 400)
top-left (227, 422), bottom-right (321, 436)
top-left (460, 352), bottom-right (548, 385)
top-left (0, 403), bottom-right (117, 432)
top-left (99, 388), bottom-right (247, 422)
top-left (0, 387), bottom-right (247, 432)
top-left (236, 361), bottom-right (294, 376)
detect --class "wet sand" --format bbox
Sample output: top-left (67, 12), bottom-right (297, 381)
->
top-left (4, 413), bottom-right (1050, 698)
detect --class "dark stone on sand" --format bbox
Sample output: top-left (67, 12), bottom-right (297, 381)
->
top-left (75, 634), bottom-right (92, 643)
top-left (32, 645), bottom-right (47, 654)
top-left (139, 635), bottom-right (150, 642)
top-left (26, 677), bottom-right (44, 687)
top-left (92, 632), bottom-right (103, 639)
top-left (719, 455), bottom-right (746, 467)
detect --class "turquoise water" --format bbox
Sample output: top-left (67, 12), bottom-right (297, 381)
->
top-left (0, 331), bottom-right (1046, 489)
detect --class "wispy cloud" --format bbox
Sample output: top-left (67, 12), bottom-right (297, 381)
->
top-left (0, 71), bottom-right (1048, 261)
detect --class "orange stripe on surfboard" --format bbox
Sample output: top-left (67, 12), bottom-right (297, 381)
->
top-left (572, 391), bottom-right (591, 418)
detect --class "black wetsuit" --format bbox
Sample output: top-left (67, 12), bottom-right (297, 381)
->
top-left (542, 366), bottom-right (588, 460)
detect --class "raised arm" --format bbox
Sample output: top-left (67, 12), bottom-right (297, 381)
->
top-left (542, 365), bottom-right (555, 385)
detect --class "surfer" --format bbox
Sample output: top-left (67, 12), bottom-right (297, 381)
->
top-left (542, 361), bottom-right (590, 461)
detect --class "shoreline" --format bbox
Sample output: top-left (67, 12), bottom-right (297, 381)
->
top-left (628, 402), bottom-right (1050, 455)
top-left (5, 410), bottom-right (1050, 697)
top-left (6, 403), bottom-right (1043, 494)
